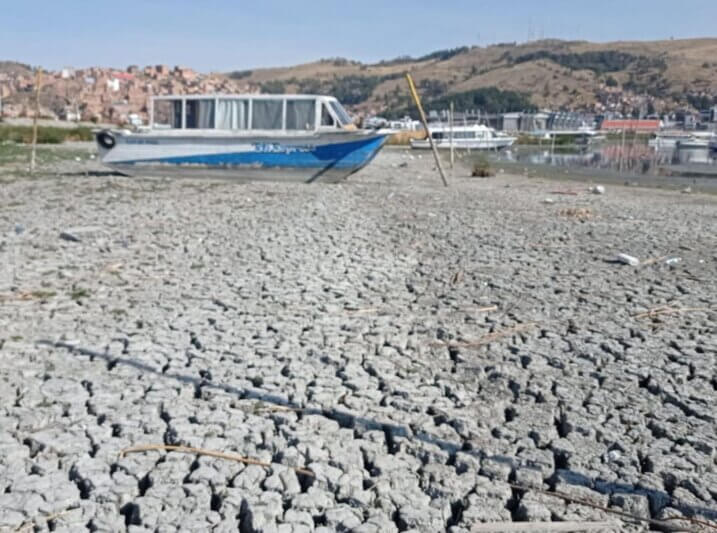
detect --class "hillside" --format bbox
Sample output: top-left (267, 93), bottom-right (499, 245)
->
top-left (225, 38), bottom-right (717, 116)
top-left (2, 38), bottom-right (717, 123)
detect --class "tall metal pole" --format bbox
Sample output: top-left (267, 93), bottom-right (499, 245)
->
top-left (449, 101), bottom-right (455, 170)
top-left (30, 68), bottom-right (42, 173)
top-left (406, 73), bottom-right (448, 187)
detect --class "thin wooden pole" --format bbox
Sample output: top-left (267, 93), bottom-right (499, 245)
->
top-left (30, 68), bottom-right (42, 173)
top-left (405, 73), bottom-right (448, 187)
top-left (449, 101), bottom-right (455, 170)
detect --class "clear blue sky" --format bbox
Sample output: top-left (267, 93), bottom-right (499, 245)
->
top-left (2, 0), bottom-right (716, 71)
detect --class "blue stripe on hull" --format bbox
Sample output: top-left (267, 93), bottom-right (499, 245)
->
top-left (126, 136), bottom-right (387, 170)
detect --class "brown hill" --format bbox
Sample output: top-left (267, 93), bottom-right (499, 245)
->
top-left (224, 38), bottom-right (717, 115)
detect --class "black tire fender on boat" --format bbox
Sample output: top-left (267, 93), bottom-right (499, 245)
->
top-left (96, 131), bottom-right (116, 149)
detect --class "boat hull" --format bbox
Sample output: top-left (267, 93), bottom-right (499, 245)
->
top-left (97, 131), bottom-right (389, 183)
top-left (409, 138), bottom-right (515, 150)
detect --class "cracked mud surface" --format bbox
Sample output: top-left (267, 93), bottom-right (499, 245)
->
top-left (1, 149), bottom-right (716, 532)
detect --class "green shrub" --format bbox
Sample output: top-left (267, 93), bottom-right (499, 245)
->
top-left (471, 157), bottom-right (495, 177)
top-left (0, 125), bottom-right (93, 144)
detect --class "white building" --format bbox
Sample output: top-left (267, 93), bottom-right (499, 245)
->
top-left (388, 116), bottom-right (422, 131)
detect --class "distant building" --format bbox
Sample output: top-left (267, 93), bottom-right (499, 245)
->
top-left (548, 111), bottom-right (595, 131)
top-left (388, 116), bottom-right (422, 131)
top-left (599, 119), bottom-right (660, 133)
top-left (501, 112), bottom-right (521, 132)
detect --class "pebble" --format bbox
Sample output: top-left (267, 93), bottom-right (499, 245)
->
top-left (615, 253), bottom-right (640, 266)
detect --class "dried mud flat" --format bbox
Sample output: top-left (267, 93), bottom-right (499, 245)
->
top-left (1, 149), bottom-right (716, 532)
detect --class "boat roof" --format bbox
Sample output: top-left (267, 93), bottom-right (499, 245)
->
top-left (151, 93), bottom-right (336, 101)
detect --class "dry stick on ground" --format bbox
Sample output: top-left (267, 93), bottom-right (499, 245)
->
top-left (507, 481), bottom-right (717, 532)
top-left (639, 255), bottom-right (669, 267)
top-left (473, 305), bottom-right (499, 313)
top-left (119, 445), bottom-right (314, 477)
top-left (14, 509), bottom-right (74, 533)
top-left (344, 307), bottom-right (380, 315)
top-left (634, 306), bottom-right (711, 319)
top-left (431, 323), bottom-right (538, 348)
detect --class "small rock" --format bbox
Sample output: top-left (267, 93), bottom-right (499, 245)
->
top-left (681, 186), bottom-right (692, 194)
top-left (616, 253), bottom-right (639, 266)
top-left (665, 257), bottom-right (682, 265)
top-left (605, 449), bottom-right (622, 462)
top-left (590, 185), bottom-right (605, 195)
top-left (398, 162), bottom-right (408, 168)
top-left (14, 224), bottom-right (24, 235)
top-left (543, 198), bottom-right (555, 204)
top-left (59, 226), bottom-right (104, 243)
top-left (59, 231), bottom-right (81, 242)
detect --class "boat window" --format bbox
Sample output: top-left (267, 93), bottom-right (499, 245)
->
top-left (321, 103), bottom-right (336, 127)
top-left (153, 100), bottom-right (182, 128)
top-left (286, 100), bottom-right (315, 130)
top-left (252, 99), bottom-right (283, 130)
top-left (329, 101), bottom-right (352, 126)
top-left (217, 99), bottom-right (248, 130)
top-left (431, 132), bottom-right (444, 140)
top-left (186, 99), bottom-right (215, 129)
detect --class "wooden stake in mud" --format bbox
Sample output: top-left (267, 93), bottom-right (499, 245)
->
top-left (406, 73), bottom-right (448, 187)
top-left (30, 68), bottom-right (42, 173)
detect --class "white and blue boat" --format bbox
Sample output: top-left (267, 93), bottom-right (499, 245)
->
top-left (95, 94), bottom-right (390, 183)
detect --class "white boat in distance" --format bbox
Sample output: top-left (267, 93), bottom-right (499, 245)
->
top-left (675, 132), bottom-right (717, 149)
top-left (95, 94), bottom-right (390, 183)
top-left (648, 131), bottom-right (716, 150)
top-left (410, 123), bottom-right (516, 150)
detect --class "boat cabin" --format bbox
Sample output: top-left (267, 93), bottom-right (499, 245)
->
top-left (150, 94), bottom-right (354, 133)
top-left (429, 125), bottom-right (496, 140)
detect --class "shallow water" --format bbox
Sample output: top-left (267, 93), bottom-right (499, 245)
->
top-left (498, 143), bottom-right (716, 172)
top-left (477, 143), bottom-right (717, 193)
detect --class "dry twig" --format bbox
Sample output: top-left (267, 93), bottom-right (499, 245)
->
top-left (14, 509), bottom-right (74, 532)
top-left (639, 255), bottom-right (669, 266)
top-left (432, 323), bottom-right (537, 348)
top-left (473, 305), bottom-right (499, 313)
top-left (119, 444), bottom-right (314, 477)
top-left (549, 190), bottom-right (580, 195)
top-left (634, 306), bottom-right (711, 319)
top-left (507, 481), bottom-right (717, 532)
top-left (344, 307), bottom-right (380, 315)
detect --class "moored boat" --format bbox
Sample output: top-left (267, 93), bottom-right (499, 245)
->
top-left (675, 132), bottom-right (716, 150)
top-left (410, 123), bottom-right (516, 150)
top-left (649, 131), bottom-right (716, 150)
top-left (95, 94), bottom-right (390, 183)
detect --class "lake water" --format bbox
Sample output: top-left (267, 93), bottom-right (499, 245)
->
top-left (477, 143), bottom-right (717, 192)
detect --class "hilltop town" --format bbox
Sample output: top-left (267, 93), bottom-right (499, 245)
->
top-left (0, 62), bottom-right (254, 125)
